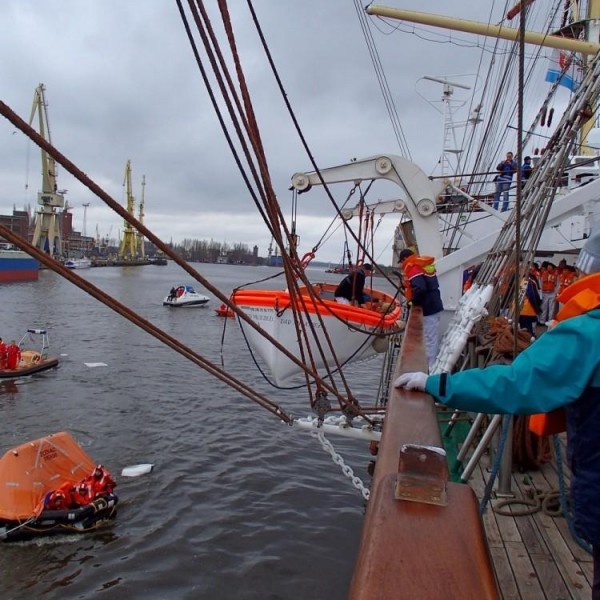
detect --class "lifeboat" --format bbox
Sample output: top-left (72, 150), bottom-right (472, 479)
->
top-left (0, 432), bottom-right (118, 542)
top-left (0, 328), bottom-right (59, 379)
top-left (232, 283), bottom-right (402, 384)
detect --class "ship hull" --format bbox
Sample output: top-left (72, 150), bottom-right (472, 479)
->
top-left (0, 251), bottom-right (39, 283)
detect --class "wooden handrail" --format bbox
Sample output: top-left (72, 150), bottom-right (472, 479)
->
top-left (348, 307), bottom-right (500, 600)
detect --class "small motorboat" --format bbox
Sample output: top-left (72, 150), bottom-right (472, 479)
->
top-left (163, 284), bottom-right (210, 307)
top-left (232, 282), bottom-right (402, 384)
top-left (0, 431), bottom-right (118, 542)
top-left (64, 257), bottom-right (92, 269)
top-left (0, 328), bottom-right (59, 378)
top-left (215, 303), bottom-right (234, 317)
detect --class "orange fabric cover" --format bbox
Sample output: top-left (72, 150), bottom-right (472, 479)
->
top-left (0, 431), bottom-right (96, 520)
top-left (528, 409), bottom-right (567, 436)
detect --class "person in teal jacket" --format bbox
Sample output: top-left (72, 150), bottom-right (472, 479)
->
top-left (395, 226), bottom-right (600, 600)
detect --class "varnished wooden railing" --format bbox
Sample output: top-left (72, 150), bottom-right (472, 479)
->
top-left (348, 307), bottom-right (500, 600)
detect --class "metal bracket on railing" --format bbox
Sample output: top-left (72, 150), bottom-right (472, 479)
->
top-left (395, 444), bottom-right (448, 506)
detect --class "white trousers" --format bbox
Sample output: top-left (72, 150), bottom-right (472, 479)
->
top-left (540, 292), bottom-right (556, 323)
top-left (424, 312), bottom-right (442, 370)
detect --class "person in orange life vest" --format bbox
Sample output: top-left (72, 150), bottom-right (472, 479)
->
top-left (395, 225), bottom-right (600, 599)
top-left (87, 464), bottom-right (116, 498)
top-left (558, 265), bottom-right (577, 295)
top-left (5, 340), bottom-right (21, 370)
top-left (398, 249), bottom-right (444, 370)
top-left (43, 480), bottom-right (77, 511)
top-left (531, 262), bottom-right (541, 287)
top-left (0, 337), bottom-right (6, 369)
top-left (71, 480), bottom-right (93, 506)
top-left (539, 261), bottom-right (558, 325)
top-left (518, 268), bottom-right (542, 338)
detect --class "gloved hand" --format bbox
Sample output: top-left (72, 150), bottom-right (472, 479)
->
top-left (394, 372), bottom-right (429, 391)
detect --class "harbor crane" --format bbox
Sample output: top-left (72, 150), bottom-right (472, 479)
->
top-left (118, 160), bottom-right (137, 260)
top-left (29, 84), bottom-right (64, 257)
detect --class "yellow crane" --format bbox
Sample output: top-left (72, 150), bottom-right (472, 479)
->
top-left (29, 84), bottom-right (64, 257)
top-left (118, 160), bottom-right (137, 260)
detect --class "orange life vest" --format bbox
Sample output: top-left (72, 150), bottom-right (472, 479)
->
top-left (529, 272), bottom-right (600, 436)
top-left (401, 255), bottom-right (436, 302)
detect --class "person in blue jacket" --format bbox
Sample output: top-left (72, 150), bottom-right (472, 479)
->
top-left (493, 151), bottom-right (517, 211)
top-left (395, 225), bottom-right (600, 599)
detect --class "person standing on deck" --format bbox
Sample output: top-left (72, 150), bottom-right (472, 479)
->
top-left (518, 267), bottom-right (542, 339)
top-left (334, 263), bottom-right (372, 306)
top-left (395, 225), bottom-right (600, 599)
top-left (493, 151), bottom-right (517, 211)
top-left (521, 155), bottom-right (533, 188)
top-left (539, 262), bottom-right (559, 325)
top-left (398, 249), bottom-right (444, 370)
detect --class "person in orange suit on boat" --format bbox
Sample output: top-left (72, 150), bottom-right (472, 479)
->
top-left (5, 340), bottom-right (21, 370)
top-left (43, 481), bottom-right (76, 511)
top-left (71, 480), bottom-right (93, 507)
top-left (395, 225), bottom-right (600, 599)
top-left (87, 464), bottom-right (117, 498)
top-left (0, 337), bottom-right (6, 369)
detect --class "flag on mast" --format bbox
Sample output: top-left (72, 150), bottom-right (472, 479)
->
top-left (545, 49), bottom-right (580, 92)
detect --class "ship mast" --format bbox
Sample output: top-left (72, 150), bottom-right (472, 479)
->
top-left (137, 175), bottom-right (146, 259)
top-left (367, 4), bottom-right (600, 154)
top-left (29, 84), bottom-right (65, 257)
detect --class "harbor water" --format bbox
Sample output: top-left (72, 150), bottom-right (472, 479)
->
top-left (0, 262), bottom-right (392, 600)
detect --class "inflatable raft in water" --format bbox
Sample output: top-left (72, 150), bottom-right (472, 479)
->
top-left (0, 432), bottom-right (118, 542)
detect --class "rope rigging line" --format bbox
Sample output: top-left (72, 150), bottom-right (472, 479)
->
top-left (182, 0), bottom-right (403, 414)
top-left (352, 0), bottom-right (412, 159)
top-left (244, 0), bottom-right (395, 288)
top-left (182, 0), bottom-right (350, 400)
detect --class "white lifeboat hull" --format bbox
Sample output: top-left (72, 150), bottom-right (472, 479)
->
top-left (232, 284), bottom-right (401, 385)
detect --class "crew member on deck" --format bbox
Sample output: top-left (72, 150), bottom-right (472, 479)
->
top-left (395, 225), bottom-right (600, 599)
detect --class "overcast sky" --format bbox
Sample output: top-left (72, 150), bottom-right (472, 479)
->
top-left (1, 1), bottom-right (535, 264)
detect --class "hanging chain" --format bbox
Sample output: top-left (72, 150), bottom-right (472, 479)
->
top-left (311, 430), bottom-right (370, 501)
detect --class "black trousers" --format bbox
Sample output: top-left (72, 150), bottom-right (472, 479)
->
top-left (594, 545), bottom-right (600, 600)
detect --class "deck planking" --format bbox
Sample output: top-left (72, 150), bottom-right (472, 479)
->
top-left (466, 438), bottom-right (592, 599)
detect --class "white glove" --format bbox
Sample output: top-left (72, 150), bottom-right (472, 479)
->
top-left (394, 372), bottom-right (429, 391)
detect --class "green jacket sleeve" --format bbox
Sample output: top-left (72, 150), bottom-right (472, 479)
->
top-left (425, 311), bottom-right (600, 415)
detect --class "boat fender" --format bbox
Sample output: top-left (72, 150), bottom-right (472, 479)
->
top-left (39, 504), bottom-right (95, 523)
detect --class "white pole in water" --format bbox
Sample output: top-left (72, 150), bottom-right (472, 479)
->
top-left (293, 416), bottom-right (382, 442)
top-left (82, 202), bottom-right (90, 255)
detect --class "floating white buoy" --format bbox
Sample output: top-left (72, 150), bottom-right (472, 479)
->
top-left (121, 464), bottom-right (154, 477)
top-left (84, 362), bottom-right (108, 368)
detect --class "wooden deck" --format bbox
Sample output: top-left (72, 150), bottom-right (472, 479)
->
top-left (467, 437), bottom-right (593, 599)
